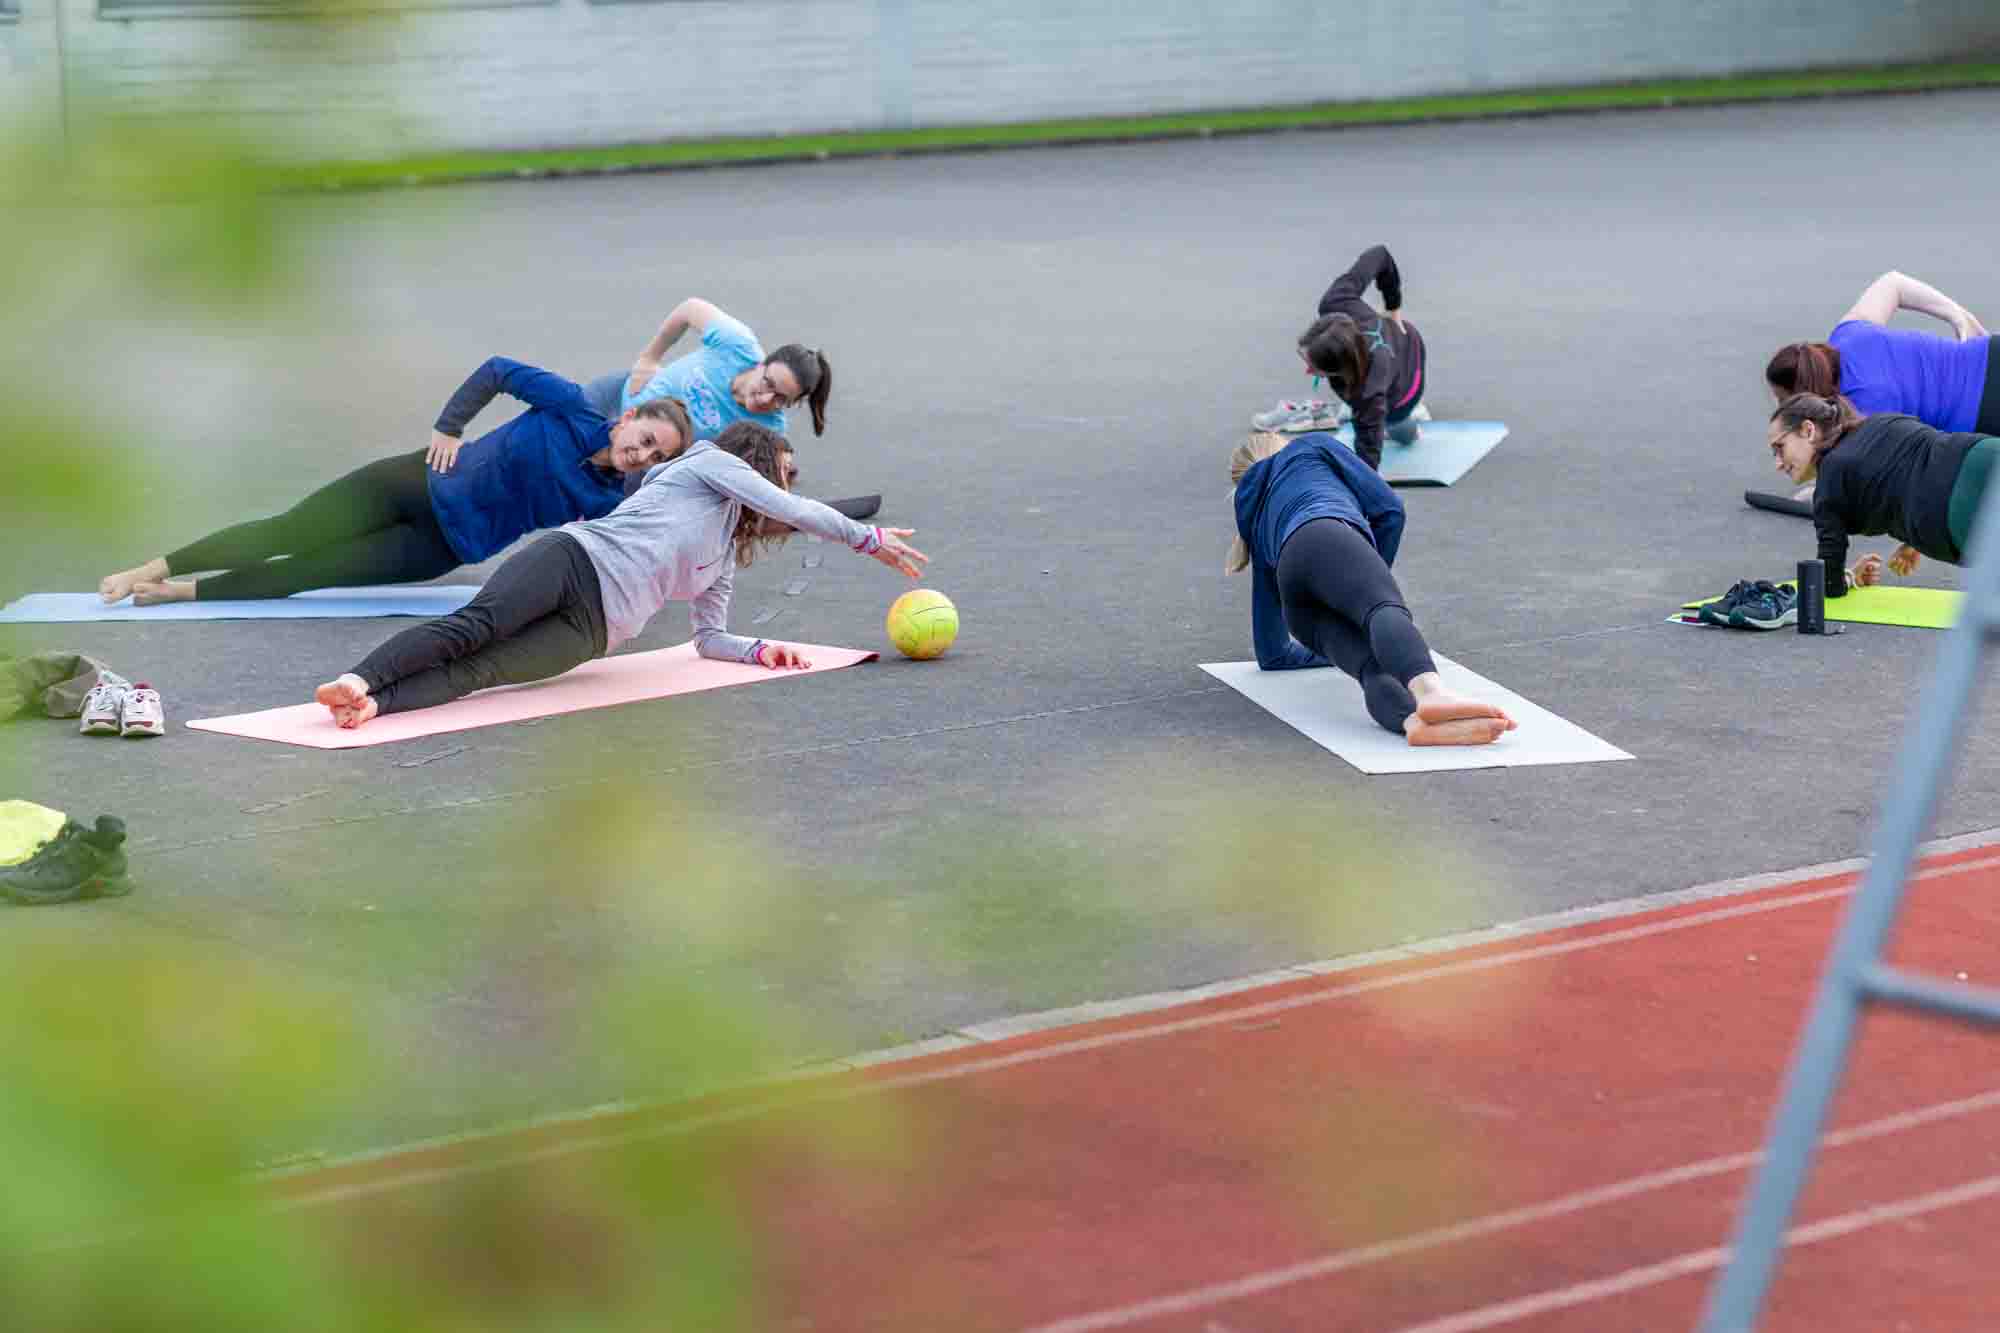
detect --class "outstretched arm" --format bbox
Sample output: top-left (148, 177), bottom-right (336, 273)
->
top-left (690, 451), bottom-right (927, 577)
top-left (627, 298), bottom-right (723, 397)
top-left (1842, 271), bottom-right (1987, 340)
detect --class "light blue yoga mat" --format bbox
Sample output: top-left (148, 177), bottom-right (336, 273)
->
top-left (0, 586), bottom-right (481, 623)
top-left (1329, 420), bottom-right (1509, 487)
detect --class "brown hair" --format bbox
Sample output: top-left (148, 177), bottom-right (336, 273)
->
top-left (767, 344), bottom-right (832, 437)
top-left (712, 421), bottom-right (794, 569)
top-left (1771, 392), bottom-right (1863, 458)
top-left (1765, 342), bottom-right (1842, 399)
top-left (631, 394), bottom-right (692, 453)
top-left (1297, 313), bottom-right (1370, 401)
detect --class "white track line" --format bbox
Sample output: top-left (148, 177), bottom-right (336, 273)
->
top-left (267, 830), bottom-right (2000, 1182)
top-left (1380, 1172), bottom-right (2000, 1333)
top-left (1017, 1090), bottom-right (2000, 1333)
top-left (279, 851), bottom-right (2000, 1211)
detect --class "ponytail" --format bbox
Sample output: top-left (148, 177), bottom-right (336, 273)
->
top-left (1771, 392), bottom-right (1863, 456)
top-left (1765, 342), bottom-right (1842, 399)
top-left (767, 344), bottom-right (832, 436)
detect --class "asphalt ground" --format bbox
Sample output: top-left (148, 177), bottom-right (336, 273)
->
top-left (6, 89), bottom-right (1999, 1154)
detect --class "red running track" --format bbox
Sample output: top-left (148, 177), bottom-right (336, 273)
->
top-left (278, 844), bottom-right (2000, 1331)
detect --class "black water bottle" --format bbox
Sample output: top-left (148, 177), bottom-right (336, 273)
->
top-left (1797, 559), bottom-right (1826, 635)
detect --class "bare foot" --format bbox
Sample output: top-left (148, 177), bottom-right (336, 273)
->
top-left (1414, 692), bottom-right (1515, 728)
top-left (130, 580), bottom-right (196, 606)
top-left (314, 674), bottom-right (378, 729)
top-left (100, 558), bottom-right (169, 604)
top-left (1405, 716), bottom-right (1513, 747)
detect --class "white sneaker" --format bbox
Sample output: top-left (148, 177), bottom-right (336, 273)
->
top-left (78, 681), bottom-right (129, 736)
top-left (118, 684), bottom-right (165, 738)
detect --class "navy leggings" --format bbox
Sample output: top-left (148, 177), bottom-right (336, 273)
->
top-left (1276, 517), bottom-right (1437, 734)
top-left (166, 450), bottom-right (459, 601)
top-left (351, 533), bottom-right (607, 717)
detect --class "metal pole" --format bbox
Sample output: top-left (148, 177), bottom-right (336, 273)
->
top-left (1700, 478), bottom-right (2000, 1330)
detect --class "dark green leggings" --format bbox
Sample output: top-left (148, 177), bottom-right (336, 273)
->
top-left (1947, 437), bottom-right (2000, 559)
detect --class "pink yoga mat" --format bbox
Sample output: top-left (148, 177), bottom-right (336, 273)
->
top-left (185, 642), bottom-right (878, 749)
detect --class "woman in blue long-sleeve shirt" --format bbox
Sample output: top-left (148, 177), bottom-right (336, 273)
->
top-left (1228, 433), bottom-right (1513, 746)
top-left (98, 359), bottom-right (691, 605)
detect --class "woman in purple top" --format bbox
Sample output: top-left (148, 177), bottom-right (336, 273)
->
top-left (1766, 271), bottom-right (2000, 434)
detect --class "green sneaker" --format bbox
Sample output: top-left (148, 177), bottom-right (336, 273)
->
top-left (0, 815), bottom-right (130, 905)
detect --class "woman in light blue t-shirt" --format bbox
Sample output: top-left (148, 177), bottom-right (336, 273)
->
top-left (580, 298), bottom-right (877, 517)
top-left (582, 298), bottom-right (832, 441)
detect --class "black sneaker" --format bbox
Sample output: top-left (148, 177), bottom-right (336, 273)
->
top-left (1699, 579), bottom-right (1762, 626)
top-left (1730, 581), bottom-right (1799, 630)
top-left (0, 815), bottom-right (130, 905)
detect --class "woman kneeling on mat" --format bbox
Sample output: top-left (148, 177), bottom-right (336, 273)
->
top-left (99, 360), bottom-right (691, 605)
top-left (1769, 393), bottom-right (2000, 594)
top-left (1767, 271), bottom-right (2000, 435)
top-left (1228, 433), bottom-right (1513, 747)
top-left (1295, 244), bottom-right (1430, 472)
top-left (315, 423), bottom-right (926, 728)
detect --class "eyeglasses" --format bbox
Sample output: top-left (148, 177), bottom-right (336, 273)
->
top-left (756, 367), bottom-right (801, 408)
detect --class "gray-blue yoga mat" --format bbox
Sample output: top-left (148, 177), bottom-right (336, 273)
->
top-left (0, 587), bottom-right (481, 623)
top-left (1328, 420), bottom-right (1509, 486)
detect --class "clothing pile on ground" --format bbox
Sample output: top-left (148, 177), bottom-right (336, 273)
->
top-left (0, 800), bottom-right (129, 905)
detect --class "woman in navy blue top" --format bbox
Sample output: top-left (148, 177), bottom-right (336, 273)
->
top-left (1229, 433), bottom-right (1514, 746)
top-left (98, 360), bottom-right (691, 605)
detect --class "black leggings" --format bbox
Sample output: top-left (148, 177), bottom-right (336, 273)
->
top-left (165, 450), bottom-right (460, 601)
top-left (351, 533), bottom-right (607, 717)
top-left (1276, 517), bottom-right (1437, 735)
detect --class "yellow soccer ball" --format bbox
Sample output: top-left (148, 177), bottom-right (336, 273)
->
top-left (886, 588), bottom-right (958, 660)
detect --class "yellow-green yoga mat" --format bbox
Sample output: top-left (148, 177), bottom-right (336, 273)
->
top-left (1681, 584), bottom-right (1963, 629)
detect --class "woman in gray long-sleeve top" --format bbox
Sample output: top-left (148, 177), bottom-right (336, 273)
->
top-left (312, 423), bottom-right (927, 729)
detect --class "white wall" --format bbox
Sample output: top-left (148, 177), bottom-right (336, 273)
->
top-left (3, 0), bottom-right (1998, 160)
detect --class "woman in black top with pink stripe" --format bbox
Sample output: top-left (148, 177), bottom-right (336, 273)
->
top-left (1297, 244), bottom-right (1430, 471)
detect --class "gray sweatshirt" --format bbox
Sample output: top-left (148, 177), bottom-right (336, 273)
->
top-left (560, 442), bottom-right (882, 657)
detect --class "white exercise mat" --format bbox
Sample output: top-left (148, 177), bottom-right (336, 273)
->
top-left (1199, 654), bottom-right (1631, 774)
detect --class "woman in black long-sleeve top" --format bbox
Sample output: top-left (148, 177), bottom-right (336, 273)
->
top-left (1769, 393), bottom-right (2000, 593)
top-left (1297, 244), bottom-right (1430, 471)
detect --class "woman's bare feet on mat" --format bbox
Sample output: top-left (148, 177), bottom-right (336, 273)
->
top-left (1406, 715), bottom-right (1513, 746)
top-left (1403, 686), bottom-right (1516, 747)
top-left (315, 674), bottom-right (378, 729)
top-left (100, 558), bottom-right (169, 604)
top-left (130, 579), bottom-right (195, 606)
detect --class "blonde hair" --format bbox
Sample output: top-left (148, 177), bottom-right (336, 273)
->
top-left (1224, 433), bottom-right (1289, 574)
